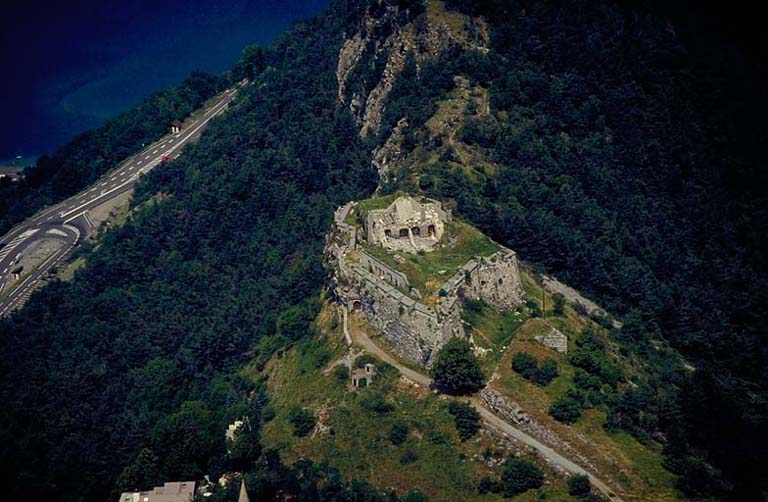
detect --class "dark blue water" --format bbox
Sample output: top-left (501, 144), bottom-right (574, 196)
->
top-left (0, 0), bottom-right (328, 163)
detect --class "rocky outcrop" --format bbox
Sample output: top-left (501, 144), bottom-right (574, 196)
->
top-left (372, 117), bottom-right (408, 179)
top-left (336, 1), bottom-right (489, 138)
top-left (535, 324), bottom-right (568, 354)
top-left (480, 388), bottom-right (598, 474)
top-left (541, 274), bottom-right (622, 328)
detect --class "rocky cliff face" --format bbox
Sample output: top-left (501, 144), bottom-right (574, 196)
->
top-left (336, 0), bottom-right (488, 139)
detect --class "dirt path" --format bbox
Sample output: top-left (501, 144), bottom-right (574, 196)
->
top-left (344, 309), bottom-right (622, 500)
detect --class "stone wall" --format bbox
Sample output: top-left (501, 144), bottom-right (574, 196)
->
top-left (440, 248), bottom-right (524, 311)
top-left (365, 196), bottom-right (451, 254)
top-left (479, 388), bottom-right (598, 474)
top-left (535, 325), bottom-right (568, 354)
top-left (327, 200), bottom-right (523, 368)
top-left (345, 257), bottom-right (462, 366)
top-left (358, 251), bottom-right (410, 291)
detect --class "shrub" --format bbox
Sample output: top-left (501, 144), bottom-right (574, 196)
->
top-left (511, 352), bottom-right (558, 386)
top-left (430, 338), bottom-right (485, 395)
top-left (360, 391), bottom-right (394, 414)
top-left (287, 407), bottom-right (315, 437)
top-left (568, 473), bottom-right (592, 497)
top-left (355, 354), bottom-right (378, 368)
top-left (573, 368), bottom-right (601, 390)
top-left (332, 365), bottom-right (350, 384)
top-left (478, 476), bottom-right (501, 494)
top-left (525, 299), bottom-right (542, 317)
top-left (261, 406), bottom-right (276, 423)
top-left (388, 420), bottom-right (410, 445)
top-left (537, 358), bottom-right (559, 385)
top-left (549, 395), bottom-right (583, 424)
top-left (500, 456), bottom-right (544, 496)
top-left (400, 451), bottom-right (418, 465)
top-left (511, 352), bottom-right (539, 379)
top-left (447, 401), bottom-right (481, 440)
top-left (552, 293), bottom-right (566, 315)
top-left (401, 489), bottom-right (429, 502)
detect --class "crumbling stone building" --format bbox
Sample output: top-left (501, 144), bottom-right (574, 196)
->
top-left (326, 195), bottom-right (524, 367)
top-left (366, 196), bottom-right (451, 253)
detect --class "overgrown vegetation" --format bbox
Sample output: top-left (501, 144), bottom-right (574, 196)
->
top-left (0, 2), bottom-right (377, 500)
top-left (511, 352), bottom-right (558, 386)
top-left (446, 401), bottom-right (481, 441)
top-left (429, 338), bottom-right (485, 395)
top-left (377, 0), bottom-right (767, 498)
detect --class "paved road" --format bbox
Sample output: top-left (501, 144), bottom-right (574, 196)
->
top-left (0, 88), bottom-right (238, 316)
top-left (343, 308), bottom-right (622, 500)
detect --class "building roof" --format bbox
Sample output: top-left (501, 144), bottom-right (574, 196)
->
top-left (172, 119), bottom-right (184, 128)
top-left (118, 481), bottom-right (195, 502)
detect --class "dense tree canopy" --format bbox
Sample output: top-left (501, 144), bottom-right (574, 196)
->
top-left (430, 338), bottom-right (485, 395)
top-left (0, 0), bottom-right (764, 500)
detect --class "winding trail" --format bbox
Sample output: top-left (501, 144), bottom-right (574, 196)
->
top-left (343, 308), bottom-right (622, 501)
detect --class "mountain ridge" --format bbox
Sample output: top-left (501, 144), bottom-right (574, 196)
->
top-left (0, 0), bottom-right (765, 500)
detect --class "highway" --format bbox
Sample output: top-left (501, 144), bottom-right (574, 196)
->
top-left (0, 87), bottom-right (238, 317)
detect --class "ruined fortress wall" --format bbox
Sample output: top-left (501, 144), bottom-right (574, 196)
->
top-left (328, 201), bottom-right (523, 368)
top-left (441, 248), bottom-right (524, 311)
top-left (349, 265), bottom-right (462, 367)
top-left (358, 251), bottom-right (410, 290)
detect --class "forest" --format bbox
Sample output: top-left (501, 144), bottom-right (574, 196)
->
top-left (0, 0), bottom-right (765, 501)
top-left (380, 0), bottom-right (767, 498)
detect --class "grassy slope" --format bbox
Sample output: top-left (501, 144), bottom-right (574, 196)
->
top-left (252, 301), bottom-right (573, 502)
top-left (473, 269), bottom-right (677, 500)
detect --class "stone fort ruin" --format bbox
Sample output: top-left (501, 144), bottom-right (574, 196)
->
top-left (366, 196), bottom-right (450, 253)
top-left (326, 195), bottom-right (524, 367)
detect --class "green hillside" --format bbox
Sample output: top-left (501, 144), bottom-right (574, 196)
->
top-left (0, 0), bottom-right (764, 501)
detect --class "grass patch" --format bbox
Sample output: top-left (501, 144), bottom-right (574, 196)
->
top-left (344, 191), bottom-right (408, 225)
top-left (255, 303), bottom-right (575, 501)
top-left (57, 257), bottom-right (86, 282)
top-left (576, 409), bottom-right (678, 500)
top-left (364, 219), bottom-right (498, 300)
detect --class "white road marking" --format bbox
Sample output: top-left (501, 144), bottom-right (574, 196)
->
top-left (0, 90), bottom-right (238, 315)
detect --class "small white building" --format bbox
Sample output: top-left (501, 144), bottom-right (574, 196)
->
top-left (170, 120), bottom-right (183, 134)
top-left (352, 363), bottom-right (376, 387)
top-left (118, 481), bottom-right (195, 502)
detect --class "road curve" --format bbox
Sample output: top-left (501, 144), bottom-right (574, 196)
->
top-left (343, 308), bottom-right (622, 501)
top-left (0, 87), bottom-right (239, 316)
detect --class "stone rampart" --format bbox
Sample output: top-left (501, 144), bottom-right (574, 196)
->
top-left (358, 251), bottom-right (410, 291)
top-left (327, 199), bottom-right (523, 368)
top-left (440, 248), bottom-right (523, 311)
